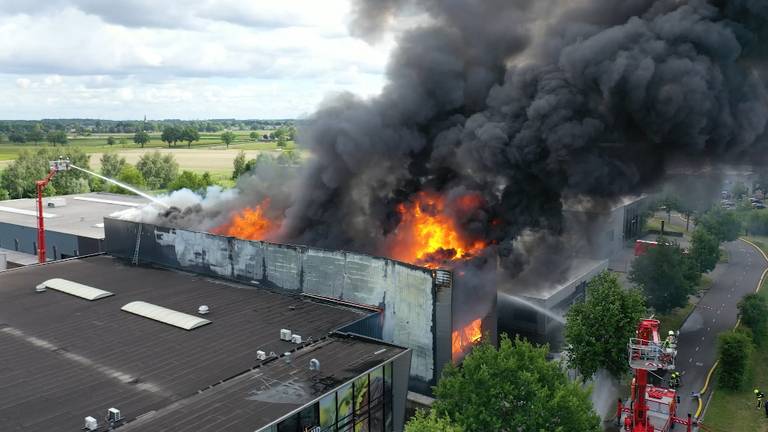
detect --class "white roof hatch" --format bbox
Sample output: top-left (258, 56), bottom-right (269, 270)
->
top-left (121, 301), bottom-right (211, 330)
top-left (40, 278), bottom-right (114, 301)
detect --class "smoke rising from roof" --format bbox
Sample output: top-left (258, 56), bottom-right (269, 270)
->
top-left (138, 0), bottom-right (767, 281)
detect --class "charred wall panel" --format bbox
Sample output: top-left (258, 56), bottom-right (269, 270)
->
top-left (301, 249), bottom-right (346, 298)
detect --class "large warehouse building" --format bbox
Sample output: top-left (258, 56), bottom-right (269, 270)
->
top-left (0, 192), bottom-right (148, 264)
top-left (104, 217), bottom-right (498, 393)
top-left (0, 255), bottom-right (411, 432)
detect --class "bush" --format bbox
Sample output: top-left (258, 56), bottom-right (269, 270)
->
top-left (168, 170), bottom-right (214, 192)
top-left (110, 164), bottom-right (146, 194)
top-left (717, 330), bottom-right (752, 390)
top-left (745, 211), bottom-right (768, 236)
top-left (738, 294), bottom-right (768, 344)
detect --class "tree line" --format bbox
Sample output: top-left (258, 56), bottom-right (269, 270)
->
top-left (0, 119), bottom-right (296, 144)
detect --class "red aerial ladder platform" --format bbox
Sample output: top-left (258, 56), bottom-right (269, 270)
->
top-left (617, 318), bottom-right (693, 432)
top-left (35, 158), bottom-right (70, 263)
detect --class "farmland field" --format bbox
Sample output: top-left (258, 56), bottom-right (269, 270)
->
top-left (0, 130), bottom-right (296, 172)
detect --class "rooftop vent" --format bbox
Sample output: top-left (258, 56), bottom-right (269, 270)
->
top-left (35, 283), bottom-right (46, 293)
top-left (107, 407), bottom-right (122, 424)
top-left (83, 416), bottom-right (98, 431)
top-left (291, 334), bottom-right (302, 344)
top-left (121, 301), bottom-right (211, 331)
top-left (284, 352), bottom-right (292, 364)
top-left (39, 278), bottom-right (114, 301)
top-left (256, 350), bottom-right (267, 360)
top-left (46, 197), bottom-right (67, 208)
top-left (280, 329), bottom-right (292, 341)
top-left (309, 358), bottom-right (320, 371)
top-left (198, 305), bottom-right (210, 315)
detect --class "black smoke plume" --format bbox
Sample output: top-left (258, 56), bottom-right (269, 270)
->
top-left (148, 0), bottom-right (767, 279)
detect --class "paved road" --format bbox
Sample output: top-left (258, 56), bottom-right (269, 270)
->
top-left (674, 240), bottom-right (766, 417)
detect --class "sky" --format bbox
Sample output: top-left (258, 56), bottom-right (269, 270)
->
top-left (0, 0), bottom-right (396, 120)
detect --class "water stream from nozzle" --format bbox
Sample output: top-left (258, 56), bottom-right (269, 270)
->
top-left (69, 164), bottom-right (169, 208)
top-left (500, 293), bottom-right (566, 324)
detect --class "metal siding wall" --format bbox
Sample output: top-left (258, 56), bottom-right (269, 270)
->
top-left (338, 313), bottom-right (384, 340)
top-left (0, 222), bottom-right (80, 258)
top-left (434, 284), bottom-right (452, 382)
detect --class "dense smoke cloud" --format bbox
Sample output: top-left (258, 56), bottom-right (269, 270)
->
top-left (146, 0), bottom-right (767, 280)
top-left (278, 0), bottom-right (768, 272)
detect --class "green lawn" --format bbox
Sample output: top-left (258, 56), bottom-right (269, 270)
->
top-left (704, 237), bottom-right (768, 431)
top-left (645, 217), bottom-right (685, 235)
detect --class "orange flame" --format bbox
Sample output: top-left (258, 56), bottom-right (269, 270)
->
top-left (387, 191), bottom-right (486, 268)
top-left (452, 318), bottom-right (482, 358)
top-left (212, 198), bottom-right (280, 241)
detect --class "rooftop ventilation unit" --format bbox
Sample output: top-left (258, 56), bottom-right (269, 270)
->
top-left (38, 278), bottom-right (114, 301)
top-left (284, 352), bottom-right (292, 364)
top-left (280, 329), bottom-right (292, 341)
top-left (121, 301), bottom-right (212, 331)
top-left (107, 407), bottom-right (122, 423)
top-left (291, 334), bottom-right (302, 344)
top-left (256, 350), bottom-right (267, 360)
top-left (83, 416), bottom-right (98, 431)
top-left (198, 305), bottom-right (210, 315)
top-left (46, 197), bottom-right (67, 208)
top-left (309, 358), bottom-right (320, 371)
top-left (35, 283), bottom-right (46, 293)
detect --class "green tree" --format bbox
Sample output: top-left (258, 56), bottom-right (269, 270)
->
top-left (745, 211), bottom-right (768, 236)
top-left (168, 170), bottom-right (214, 192)
top-left (0, 147), bottom-right (91, 197)
top-left (180, 126), bottom-right (200, 148)
top-left (697, 207), bottom-right (742, 242)
top-left (161, 126), bottom-right (181, 147)
top-left (629, 243), bottom-right (698, 313)
top-left (738, 293), bottom-right (768, 344)
top-left (136, 151), bottom-right (179, 190)
top-left (221, 131), bottom-right (236, 149)
top-left (111, 164), bottom-right (146, 194)
top-left (46, 130), bottom-right (68, 146)
top-left (732, 181), bottom-right (749, 200)
top-left (274, 127), bottom-right (288, 147)
top-left (433, 336), bottom-right (600, 432)
top-left (249, 131), bottom-right (258, 141)
top-left (100, 153), bottom-right (126, 179)
top-left (232, 150), bottom-right (247, 179)
top-left (27, 124), bottom-right (45, 144)
top-left (717, 330), bottom-right (752, 390)
top-left (107, 136), bottom-right (116, 146)
top-left (244, 153), bottom-right (275, 173)
top-left (405, 410), bottom-right (461, 432)
top-left (565, 271), bottom-right (646, 380)
top-left (133, 130), bottom-right (150, 148)
top-left (690, 228), bottom-right (720, 273)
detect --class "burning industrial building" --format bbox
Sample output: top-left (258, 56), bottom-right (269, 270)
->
top-left (111, 0), bottom-right (766, 396)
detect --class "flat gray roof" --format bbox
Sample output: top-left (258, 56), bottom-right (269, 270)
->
top-left (0, 192), bottom-right (150, 238)
top-left (504, 258), bottom-right (609, 303)
top-left (0, 255), bottom-right (373, 431)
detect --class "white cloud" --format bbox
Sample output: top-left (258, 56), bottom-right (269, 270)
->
top-left (0, 0), bottom-right (395, 119)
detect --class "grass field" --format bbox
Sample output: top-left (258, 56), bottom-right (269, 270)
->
top-left (645, 217), bottom-right (685, 235)
top-left (0, 130), bottom-right (297, 172)
top-left (704, 236), bottom-right (768, 432)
